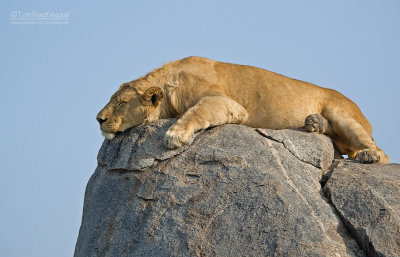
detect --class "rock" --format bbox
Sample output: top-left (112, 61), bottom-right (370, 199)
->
top-left (324, 160), bottom-right (400, 257)
top-left (96, 119), bottom-right (191, 172)
top-left (75, 119), bottom-right (365, 257)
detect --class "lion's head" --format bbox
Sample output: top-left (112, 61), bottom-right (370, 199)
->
top-left (96, 84), bottom-right (163, 139)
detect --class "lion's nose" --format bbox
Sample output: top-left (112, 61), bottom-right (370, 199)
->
top-left (97, 117), bottom-right (108, 125)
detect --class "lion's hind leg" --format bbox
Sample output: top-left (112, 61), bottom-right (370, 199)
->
top-left (322, 108), bottom-right (390, 164)
top-left (305, 113), bottom-right (351, 159)
top-left (332, 139), bottom-right (357, 159)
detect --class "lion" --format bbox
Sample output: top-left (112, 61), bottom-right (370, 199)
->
top-left (96, 56), bottom-right (390, 164)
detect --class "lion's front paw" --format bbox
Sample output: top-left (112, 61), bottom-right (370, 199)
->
top-left (164, 124), bottom-right (194, 149)
top-left (305, 114), bottom-right (328, 133)
top-left (357, 149), bottom-right (381, 164)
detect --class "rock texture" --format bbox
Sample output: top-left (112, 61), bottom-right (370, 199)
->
top-left (325, 161), bottom-right (400, 257)
top-left (75, 119), bottom-right (399, 257)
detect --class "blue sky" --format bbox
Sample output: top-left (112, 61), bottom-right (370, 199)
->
top-left (1, 1), bottom-right (399, 256)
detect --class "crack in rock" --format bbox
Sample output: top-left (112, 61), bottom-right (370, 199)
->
top-left (256, 128), bottom-right (335, 171)
top-left (256, 129), bottom-right (319, 169)
top-left (323, 160), bottom-right (400, 257)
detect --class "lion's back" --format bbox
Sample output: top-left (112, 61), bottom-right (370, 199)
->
top-left (167, 57), bottom-right (361, 129)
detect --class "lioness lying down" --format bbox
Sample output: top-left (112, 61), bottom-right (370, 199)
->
top-left (97, 57), bottom-right (389, 164)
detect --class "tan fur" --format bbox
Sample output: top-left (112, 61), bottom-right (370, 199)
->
top-left (97, 56), bottom-right (389, 164)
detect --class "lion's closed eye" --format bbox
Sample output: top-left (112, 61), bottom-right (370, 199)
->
top-left (117, 101), bottom-right (128, 108)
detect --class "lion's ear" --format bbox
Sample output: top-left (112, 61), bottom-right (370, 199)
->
top-left (140, 87), bottom-right (163, 107)
top-left (119, 83), bottom-right (130, 90)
